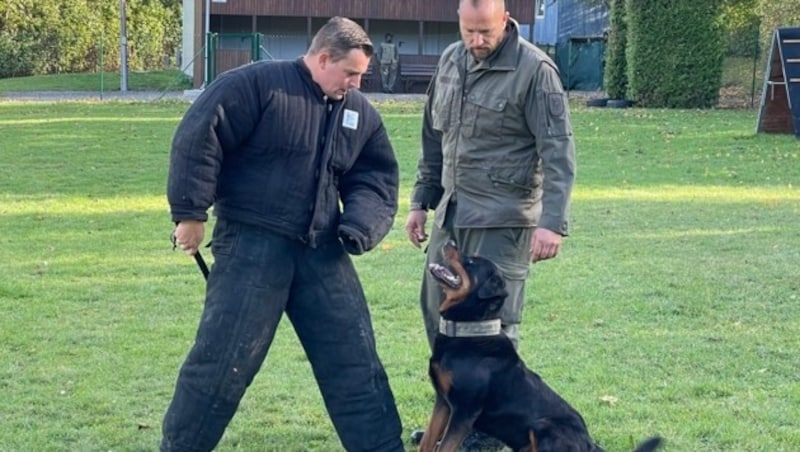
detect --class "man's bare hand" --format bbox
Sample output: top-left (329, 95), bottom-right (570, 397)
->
top-left (172, 220), bottom-right (205, 256)
top-left (405, 210), bottom-right (429, 248)
top-left (530, 227), bottom-right (562, 263)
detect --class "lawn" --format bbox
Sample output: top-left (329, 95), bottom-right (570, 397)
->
top-left (0, 98), bottom-right (798, 451)
top-left (0, 70), bottom-right (192, 94)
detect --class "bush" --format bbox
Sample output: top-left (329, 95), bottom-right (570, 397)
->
top-left (0, 33), bottom-right (38, 78)
top-left (603, 0), bottom-right (628, 99)
top-left (626, 0), bottom-right (726, 108)
top-left (0, 0), bottom-right (180, 78)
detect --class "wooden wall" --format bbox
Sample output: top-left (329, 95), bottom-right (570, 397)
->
top-left (193, 0), bottom-right (537, 89)
top-left (210, 0), bottom-right (535, 23)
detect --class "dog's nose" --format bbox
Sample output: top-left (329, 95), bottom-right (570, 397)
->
top-left (442, 240), bottom-right (459, 259)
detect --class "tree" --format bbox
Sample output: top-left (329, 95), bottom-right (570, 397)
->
top-left (0, 0), bottom-right (181, 78)
top-left (603, 0), bottom-right (628, 99)
top-left (757, 0), bottom-right (800, 44)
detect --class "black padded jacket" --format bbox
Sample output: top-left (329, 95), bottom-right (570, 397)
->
top-left (167, 58), bottom-right (398, 253)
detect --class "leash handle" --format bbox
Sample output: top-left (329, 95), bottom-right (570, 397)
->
top-left (193, 251), bottom-right (209, 280)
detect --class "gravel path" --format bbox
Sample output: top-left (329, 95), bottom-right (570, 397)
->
top-left (1, 89), bottom-right (599, 104)
top-left (0, 90), bottom-right (193, 102)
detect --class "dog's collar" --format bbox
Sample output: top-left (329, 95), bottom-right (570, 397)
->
top-left (439, 318), bottom-right (502, 337)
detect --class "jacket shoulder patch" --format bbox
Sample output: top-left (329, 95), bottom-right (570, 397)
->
top-left (547, 93), bottom-right (566, 118)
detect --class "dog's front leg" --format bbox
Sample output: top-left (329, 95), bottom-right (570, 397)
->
top-left (418, 393), bottom-right (450, 452)
top-left (436, 408), bottom-right (480, 452)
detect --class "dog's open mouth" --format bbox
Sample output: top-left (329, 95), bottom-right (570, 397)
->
top-left (428, 242), bottom-right (472, 312)
top-left (428, 263), bottom-right (462, 289)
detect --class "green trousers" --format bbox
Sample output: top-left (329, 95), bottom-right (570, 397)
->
top-left (420, 201), bottom-right (533, 349)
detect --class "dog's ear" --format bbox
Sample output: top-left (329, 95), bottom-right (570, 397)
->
top-left (477, 273), bottom-right (507, 300)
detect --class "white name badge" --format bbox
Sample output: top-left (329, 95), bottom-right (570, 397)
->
top-left (342, 109), bottom-right (359, 130)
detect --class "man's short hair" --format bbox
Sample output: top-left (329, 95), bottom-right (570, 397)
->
top-left (308, 17), bottom-right (374, 61)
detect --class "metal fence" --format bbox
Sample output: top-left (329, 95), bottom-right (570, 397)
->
top-left (720, 19), bottom-right (764, 109)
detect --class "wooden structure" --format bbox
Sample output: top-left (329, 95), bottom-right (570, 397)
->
top-left (399, 63), bottom-right (439, 93)
top-left (182, 0), bottom-right (535, 92)
top-left (757, 27), bottom-right (800, 137)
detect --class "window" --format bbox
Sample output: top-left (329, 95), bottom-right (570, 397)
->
top-left (536, 0), bottom-right (545, 18)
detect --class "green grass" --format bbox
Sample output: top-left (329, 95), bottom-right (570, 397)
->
top-left (0, 69), bottom-right (192, 94)
top-left (0, 98), bottom-right (798, 451)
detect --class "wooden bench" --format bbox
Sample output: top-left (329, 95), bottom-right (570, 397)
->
top-left (360, 64), bottom-right (378, 91)
top-left (400, 63), bottom-right (436, 93)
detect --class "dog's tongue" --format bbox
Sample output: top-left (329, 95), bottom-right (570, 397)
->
top-left (428, 263), bottom-right (461, 289)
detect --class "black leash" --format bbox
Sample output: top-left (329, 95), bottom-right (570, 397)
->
top-left (170, 230), bottom-right (210, 280)
top-left (193, 250), bottom-right (210, 280)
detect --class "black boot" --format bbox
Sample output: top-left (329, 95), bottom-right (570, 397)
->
top-left (409, 429), bottom-right (506, 451)
top-left (459, 430), bottom-right (506, 451)
top-left (410, 429), bottom-right (425, 445)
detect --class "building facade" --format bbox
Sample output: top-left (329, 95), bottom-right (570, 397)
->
top-left (182, 0), bottom-right (535, 91)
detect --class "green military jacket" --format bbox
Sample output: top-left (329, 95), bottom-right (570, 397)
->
top-left (379, 42), bottom-right (398, 64)
top-left (410, 19), bottom-right (575, 235)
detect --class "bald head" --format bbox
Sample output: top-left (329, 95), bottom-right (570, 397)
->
top-left (459, 0), bottom-right (505, 9)
top-left (458, 0), bottom-right (509, 61)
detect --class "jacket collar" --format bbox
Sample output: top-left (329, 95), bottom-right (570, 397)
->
top-left (295, 57), bottom-right (334, 103)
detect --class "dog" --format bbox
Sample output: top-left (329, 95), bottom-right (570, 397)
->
top-left (418, 241), bottom-right (662, 452)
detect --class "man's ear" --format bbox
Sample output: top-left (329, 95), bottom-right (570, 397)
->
top-left (317, 52), bottom-right (330, 69)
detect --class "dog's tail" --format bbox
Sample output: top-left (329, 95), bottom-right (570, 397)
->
top-left (633, 436), bottom-right (663, 452)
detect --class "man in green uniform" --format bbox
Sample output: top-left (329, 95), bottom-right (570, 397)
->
top-left (378, 33), bottom-right (398, 93)
top-left (405, 0), bottom-right (576, 448)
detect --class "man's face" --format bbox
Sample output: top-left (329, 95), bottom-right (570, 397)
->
top-left (315, 49), bottom-right (370, 100)
top-left (458, 1), bottom-right (509, 61)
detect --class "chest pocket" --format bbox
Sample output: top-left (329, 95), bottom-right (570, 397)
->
top-left (461, 90), bottom-right (507, 138)
top-left (431, 82), bottom-right (459, 133)
top-left (328, 122), bottom-right (363, 180)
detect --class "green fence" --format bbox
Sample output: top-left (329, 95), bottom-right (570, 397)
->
top-left (206, 33), bottom-right (265, 84)
top-left (555, 37), bottom-right (606, 91)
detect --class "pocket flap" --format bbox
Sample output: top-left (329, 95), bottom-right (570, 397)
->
top-left (465, 90), bottom-right (507, 112)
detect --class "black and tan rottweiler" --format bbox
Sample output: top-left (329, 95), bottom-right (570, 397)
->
top-left (418, 241), bottom-right (662, 452)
